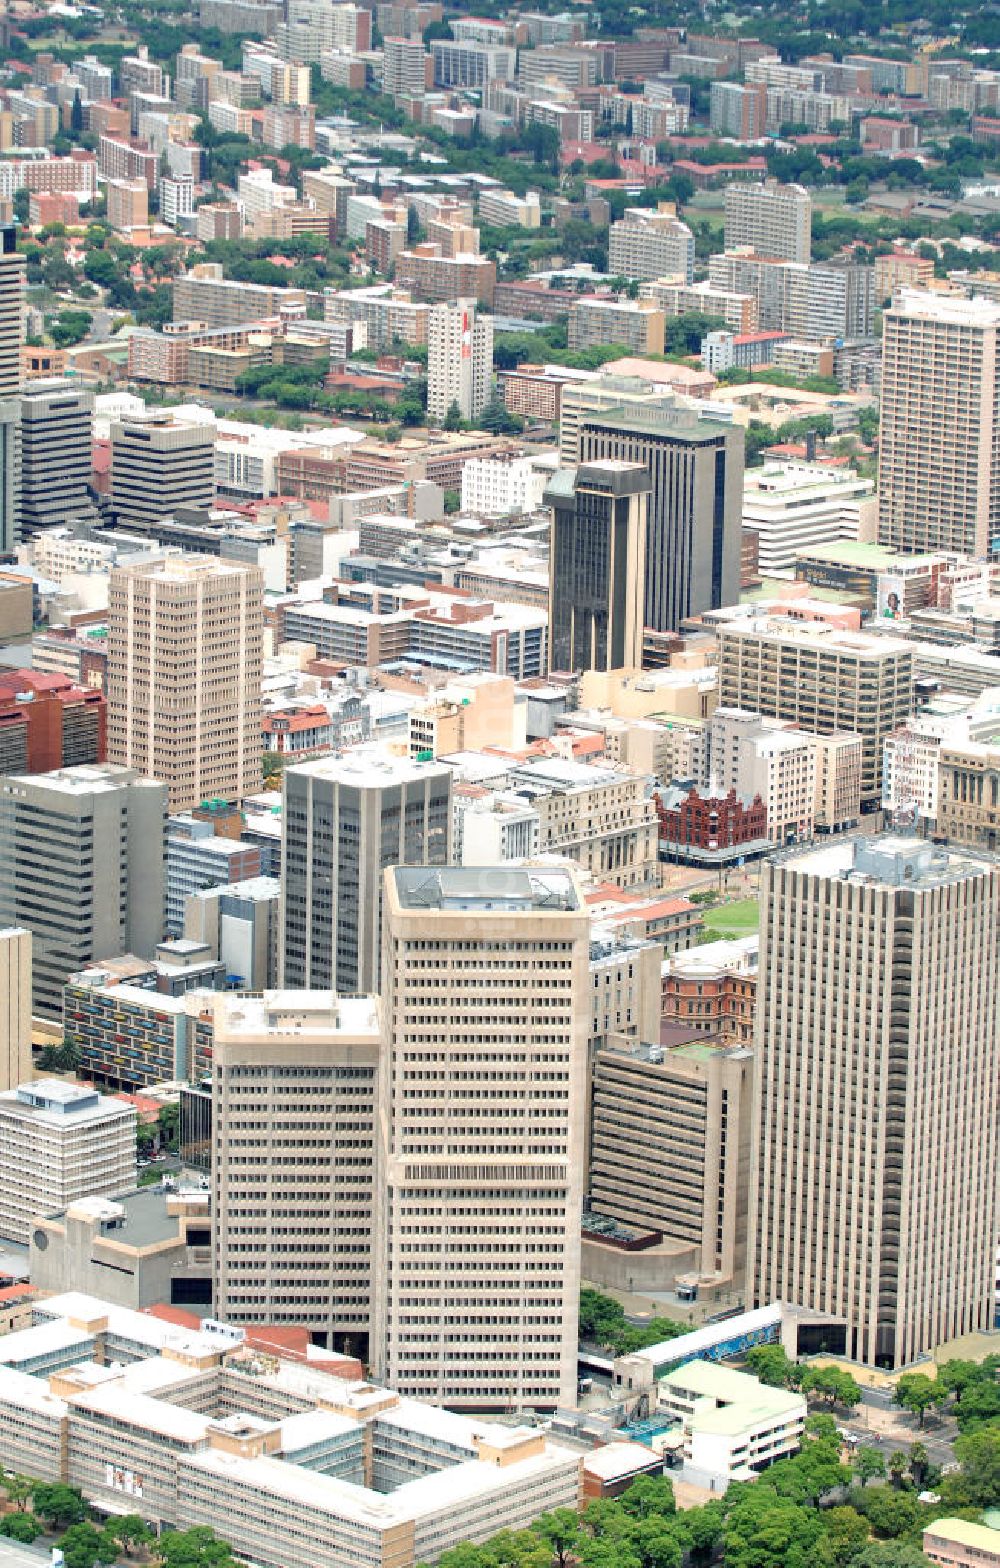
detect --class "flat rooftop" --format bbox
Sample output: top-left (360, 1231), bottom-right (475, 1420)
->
top-left (393, 865), bottom-right (581, 913)
top-left (783, 834), bottom-right (997, 889)
top-left (216, 992), bottom-right (380, 1040)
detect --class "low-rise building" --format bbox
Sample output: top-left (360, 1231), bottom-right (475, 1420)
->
top-left (924, 1519), bottom-right (1000, 1568)
top-left (0, 1082), bottom-right (136, 1244)
top-left (30, 1187), bottom-right (212, 1311)
top-left (656, 1360), bottom-right (806, 1484)
top-left (63, 971), bottom-right (216, 1091)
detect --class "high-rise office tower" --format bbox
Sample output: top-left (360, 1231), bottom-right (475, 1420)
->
top-left (17, 380), bottom-right (96, 538)
top-left (281, 752), bottom-right (452, 995)
top-left (110, 414), bottom-right (214, 524)
top-left (0, 226), bottom-right (25, 399)
top-left (578, 402), bottom-right (744, 633)
top-left (749, 836), bottom-right (1000, 1369)
top-left (107, 555), bottom-right (263, 813)
top-left (546, 460), bottom-right (650, 673)
top-left (427, 299), bottom-right (493, 423)
top-left (0, 928), bottom-right (31, 1093)
top-left (212, 990), bottom-right (381, 1357)
top-left (0, 227), bottom-right (24, 555)
top-left (0, 764), bottom-right (166, 1018)
top-left (373, 865), bottom-right (589, 1410)
top-left (724, 178), bottom-right (812, 263)
top-left (878, 290), bottom-right (1000, 558)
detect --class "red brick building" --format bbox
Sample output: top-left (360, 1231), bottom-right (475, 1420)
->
top-left (0, 669), bottom-right (107, 774)
top-left (656, 784), bottom-right (768, 864)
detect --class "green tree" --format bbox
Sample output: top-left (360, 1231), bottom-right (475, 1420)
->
top-left (800, 1366), bottom-right (861, 1412)
top-left (32, 1482), bottom-right (87, 1529)
top-left (824, 1504), bottom-right (870, 1566)
top-left (895, 1374), bottom-right (943, 1429)
top-left (848, 1548), bottom-right (930, 1568)
top-left (0, 1513), bottom-right (42, 1544)
top-left (633, 1519), bottom-right (682, 1568)
top-left (887, 1451), bottom-right (910, 1489)
top-left (620, 1475), bottom-right (676, 1520)
top-left (532, 1509), bottom-right (581, 1568)
top-left (745, 1344), bottom-right (800, 1388)
top-left (954, 1426), bottom-right (1000, 1506)
top-left (3, 1474), bottom-right (33, 1511)
top-left (855, 1447), bottom-right (886, 1487)
top-left (443, 401), bottom-right (464, 432)
top-left (57, 1522), bottom-right (117, 1568)
top-left (71, 89), bottom-right (83, 135)
top-left (860, 1487), bottom-right (919, 1540)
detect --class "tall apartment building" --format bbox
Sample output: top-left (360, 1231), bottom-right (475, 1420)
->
top-left (383, 35), bottom-right (431, 96)
top-left (281, 752), bottom-right (452, 994)
top-left (430, 39), bottom-right (516, 87)
top-left (724, 179), bottom-right (812, 264)
top-left (878, 290), bottom-right (1000, 559)
top-left (568, 298), bottom-right (666, 356)
top-left (108, 555), bottom-right (262, 813)
top-left (110, 415), bottom-right (214, 523)
top-left (394, 246), bottom-right (496, 306)
top-left (0, 1080), bottom-right (136, 1244)
top-left (0, 764), bottom-right (166, 1018)
top-left (0, 928), bottom-right (30, 1093)
top-left (546, 461), bottom-right (649, 673)
top-left (173, 265), bottom-right (307, 328)
top-left (373, 865), bottom-right (589, 1410)
top-left (578, 403), bottom-right (744, 633)
top-left (608, 206), bottom-right (695, 285)
top-left (708, 251), bottom-right (873, 340)
top-left (18, 379), bottom-right (95, 537)
top-left (710, 80), bottom-right (767, 139)
top-left (427, 299), bottom-right (493, 423)
top-left (0, 225), bottom-right (24, 401)
top-left (750, 837), bottom-right (1000, 1368)
top-left (213, 991), bottom-right (381, 1356)
top-left (716, 619), bottom-right (913, 803)
top-left (106, 177), bottom-right (148, 231)
top-left (0, 228), bottom-right (24, 555)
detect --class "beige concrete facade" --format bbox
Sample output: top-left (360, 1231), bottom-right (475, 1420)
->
top-left (878, 290), bottom-right (1000, 558)
top-left (108, 554), bottom-right (264, 812)
top-left (373, 866), bottom-right (590, 1411)
top-left (0, 1081), bottom-right (136, 1245)
top-left (716, 618), bottom-right (913, 803)
top-left (749, 837), bottom-right (1000, 1368)
top-left (937, 739), bottom-right (1000, 850)
top-left (723, 179), bottom-right (811, 264)
top-left (212, 992), bottom-right (381, 1355)
top-left (590, 1035), bottom-right (753, 1296)
top-left (0, 928), bottom-right (31, 1093)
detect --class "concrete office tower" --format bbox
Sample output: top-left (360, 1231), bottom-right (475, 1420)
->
top-left (0, 227), bottom-right (24, 554)
top-left (578, 403), bottom-right (744, 633)
top-left (108, 555), bottom-right (264, 813)
top-left (374, 865), bottom-right (590, 1411)
top-left (0, 928), bottom-right (31, 1093)
top-left (427, 299), bottom-right (493, 424)
top-left (184, 876), bottom-right (280, 990)
top-left (750, 837), bottom-right (1000, 1369)
top-left (17, 380), bottom-right (96, 538)
top-left (212, 991), bottom-right (381, 1356)
top-left (0, 227), bottom-right (25, 399)
top-left (546, 461), bottom-right (650, 673)
top-left (878, 290), bottom-right (1000, 558)
top-left (0, 764), bottom-right (166, 1019)
top-left (110, 414), bottom-right (214, 524)
top-left (281, 752), bottom-right (452, 994)
top-left (716, 618), bottom-right (913, 804)
top-left (0, 1080), bottom-right (136, 1244)
top-left (724, 179), bottom-right (812, 264)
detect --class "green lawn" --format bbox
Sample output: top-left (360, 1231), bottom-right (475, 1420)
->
top-left (702, 898), bottom-right (760, 938)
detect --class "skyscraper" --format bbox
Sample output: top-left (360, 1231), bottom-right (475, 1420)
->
top-left (546, 460), bottom-right (649, 673)
top-left (212, 990), bottom-right (381, 1357)
top-left (0, 764), bottom-right (166, 1018)
top-left (427, 299), bottom-right (493, 423)
top-left (0, 227), bottom-right (25, 554)
top-left (17, 380), bottom-right (96, 537)
top-left (373, 865), bottom-right (589, 1410)
top-left (749, 836), bottom-right (1000, 1368)
top-left (578, 402), bottom-right (744, 633)
top-left (280, 752), bottom-right (452, 995)
top-left (0, 928), bottom-right (31, 1093)
top-left (878, 290), bottom-right (1000, 558)
top-left (723, 178), bottom-right (812, 263)
top-left (107, 555), bottom-right (264, 812)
